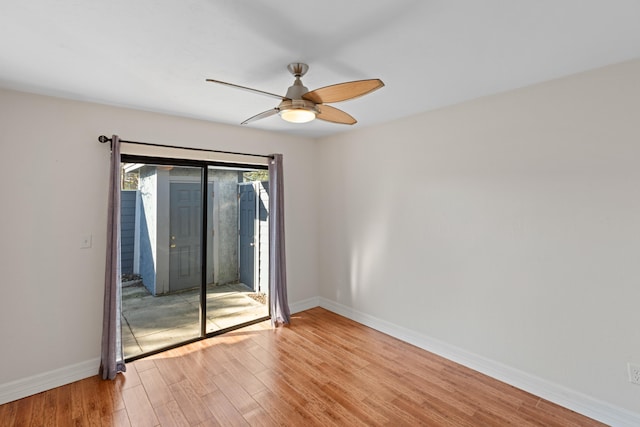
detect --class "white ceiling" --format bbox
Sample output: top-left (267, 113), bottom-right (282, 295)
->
top-left (1, 1), bottom-right (639, 138)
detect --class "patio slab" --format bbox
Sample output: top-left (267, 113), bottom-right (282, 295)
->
top-left (122, 283), bottom-right (268, 358)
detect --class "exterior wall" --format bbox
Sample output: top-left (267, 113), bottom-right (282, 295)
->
top-left (138, 166), bottom-right (158, 294)
top-left (212, 170), bottom-right (242, 284)
top-left (120, 190), bottom-right (137, 275)
top-left (257, 181), bottom-right (269, 294)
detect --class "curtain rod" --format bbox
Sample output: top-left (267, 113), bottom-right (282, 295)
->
top-left (98, 135), bottom-right (274, 159)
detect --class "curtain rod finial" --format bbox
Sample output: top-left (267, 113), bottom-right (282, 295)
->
top-left (98, 135), bottom-right (112, 143)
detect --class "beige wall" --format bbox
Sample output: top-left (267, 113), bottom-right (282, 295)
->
top-left (316, 59), bottom-right (640, 415)
top-left (0, 89), bottom-right (319, 389)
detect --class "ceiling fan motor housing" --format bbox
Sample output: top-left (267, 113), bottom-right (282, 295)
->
top-left (285, 77), bottom-right (310, 100)
top-left (280, 68), bottom-right (318, 121)
top-left (278, 98), bottom-right (318, 112)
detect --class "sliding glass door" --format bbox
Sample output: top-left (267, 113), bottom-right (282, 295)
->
top-left (120, 163), bottom-right (203, 358)
top-left (119, 159), bottom-right (270, 359)
top-left (205, 167), bottom-right (269, 333)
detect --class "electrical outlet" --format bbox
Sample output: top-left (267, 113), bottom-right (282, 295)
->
top-left (80, 234), bottom-right (92, 249)
top-left (628, 363), bottom-right (640, 385)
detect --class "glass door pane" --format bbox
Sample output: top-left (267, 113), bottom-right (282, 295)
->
top-left (205, 166), bottom-right (269, 333)
top-left (120, 163), bottom-right (204, 358)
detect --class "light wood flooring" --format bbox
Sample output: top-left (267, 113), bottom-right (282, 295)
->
top-left (0, 307), bottom-right (606, 426)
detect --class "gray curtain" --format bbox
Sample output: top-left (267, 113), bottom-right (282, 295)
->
top-left (269, 154), bottom-right (291, 325)
top-left (99, 135), bottom-right (126, 379)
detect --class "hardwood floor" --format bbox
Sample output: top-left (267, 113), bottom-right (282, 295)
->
top-left (1, 307), bottom-right (606, 426)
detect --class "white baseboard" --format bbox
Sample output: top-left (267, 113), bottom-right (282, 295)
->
top-left (289, 296), bottom-right (320, 314)
top-left (317, 297), bottom-right (640, 427)
top-left (0, 358), bottom-right (100, 405)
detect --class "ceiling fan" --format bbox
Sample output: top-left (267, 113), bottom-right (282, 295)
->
top-left (206, 63), bottom-right (384, 125)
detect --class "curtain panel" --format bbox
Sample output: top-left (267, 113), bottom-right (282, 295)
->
top-left (268, 154), bottom-right (291, 325)
top-left (99, 135), bottom-right (126, 379)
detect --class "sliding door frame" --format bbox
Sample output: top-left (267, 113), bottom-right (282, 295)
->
top-left (121, 154), bottom-right (270, 361)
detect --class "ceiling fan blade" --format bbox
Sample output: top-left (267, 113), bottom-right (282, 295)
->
top-left (206, 79), bottom-right (289, 101)
top-left (241, 108), bottom-right (280, 125)
top-left (303, 79), bottom-right (384, 104)
top-left (316, 105), bottom-right (357, 125)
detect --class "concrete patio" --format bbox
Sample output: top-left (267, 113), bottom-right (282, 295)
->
top-left (121, 282), bottom-right (268, 358)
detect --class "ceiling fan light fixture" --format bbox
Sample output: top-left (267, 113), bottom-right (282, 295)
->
top-left (280, 108), bottom-right (316, 123)
top-left (278, 98), bottom-right (318, 123)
